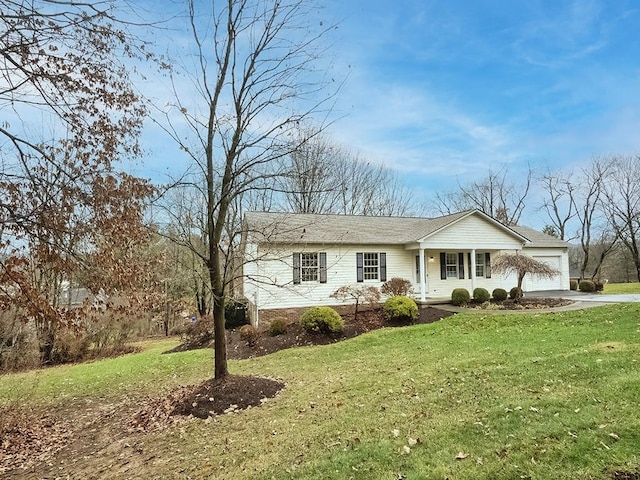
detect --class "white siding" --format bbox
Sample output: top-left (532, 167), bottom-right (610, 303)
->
top-left (247, 243), bottom-right (416, 310)
top-left (421, 215), bottom-right (524, 250)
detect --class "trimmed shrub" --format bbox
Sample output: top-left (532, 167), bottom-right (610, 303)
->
top-left (594, 280), bottom-right (604, 292)
top-left (579, 280), bottom-right (596, 292)
top-left (509, 287), bottom-right (523, 299)
top-left (381, 277), bottom-right (413, 297)
top-left (300, 307), bottom-right (344, 334)
top-left (570, 279), bottom-right (578, 291)
top-left (383, 296), bottom-right (418, 323)
top-left (492, 288), bottom-right (508, 302)
top-left (473, 287), bottom-right (491, 303)
top-left (268, 317), bottom-right (287, 336)
top-left (451, 288), bottom-right (470, 306)
top-left (239, 324), bottom-right (258, 347)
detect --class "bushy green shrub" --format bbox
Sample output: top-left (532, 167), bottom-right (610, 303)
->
top-left (300, 307), bottom-right (344, 334)
top-left (492, 288), bottom-right (508, 301)
top-left (473, 287), bottom-right (490, 303)
top-left (509, 287), bottom-right (523, 299)
top-left (451, 288), bottom-right (470, 306)
top-left (383, 296), bottom-right (418, 323)
top-left (569, 279), bottom-right (578, 291)
top-left (380, 277), bottom-right (413, 297)
top-left (239, 324), bottom-right (258, 346)
top-left (268, 317), bottom-right (287, 336)
top-left (579, 280), bottom-right (596, 292)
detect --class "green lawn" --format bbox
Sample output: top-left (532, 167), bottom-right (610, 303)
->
top-left (604, 282), bottom-right (640, 294)
top-left (2, 305), bottom-right (640, 479)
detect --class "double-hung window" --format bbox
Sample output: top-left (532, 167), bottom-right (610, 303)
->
top-left (475, 253), bottom-right (485, 277)
top-left (301, 253), bottom-right (319, 282)
top-left (356, 252), bottom-right (387, 282)
top-left (293, 252), bottom-right (327, 284)
top-left (445, 253), bottom-right (459, 279)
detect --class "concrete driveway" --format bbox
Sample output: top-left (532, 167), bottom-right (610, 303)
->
top-left (526, 290), bottom-right (640, 303)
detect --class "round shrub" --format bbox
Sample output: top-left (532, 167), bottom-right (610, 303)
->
top-left (268, 317), bottom-right (287, 336)
top-left (239, 324), bottom-right (258, 347)
top-left (451, 288), bottom-right (470, 306)
top-left (473, 287), bottom-right (490, 303)
top-left (300, 306), bottom-right (344, 334)
top-left (579, 279), bottom-right (595, 292)
top-left (383, 296), bottom-right (418, 323)
top-left (492, 288), bottom-right (508, 301)
top-left (569, 279), bottom-right (578, 291)
top-left (509, 287), bottom-right (523, 299)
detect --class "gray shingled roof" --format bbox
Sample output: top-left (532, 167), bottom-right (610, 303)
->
top-left (510, 225), bottom-right (569, 248)
top-left (244, 210), bottom-right (562, 247)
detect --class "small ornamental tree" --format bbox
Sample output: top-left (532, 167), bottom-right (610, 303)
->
top-left (331, 285), bottom-right (381, 322)
top-left (492, 253), bottom-right (560, 301)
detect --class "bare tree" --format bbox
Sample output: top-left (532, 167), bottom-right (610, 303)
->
top-left (433, 165), bottom-right (532, 225)
top-left (158, 0), bottom-right (336, 379)
top-left (574, 157), bottom-right (615, 280)
top-left (278, 129), bottom-right (413, 216)
top-left (537, 169), bottom-right (577, 241)
top-left (491, 253), bottom-right (559, 300)
top-left (602, 155), bottom-right (640, 282)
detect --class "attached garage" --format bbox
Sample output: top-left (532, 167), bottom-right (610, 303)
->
top-left (527, 255), bottom-right (564, 291)
top-left (510, 225), bottom-right (571, 293)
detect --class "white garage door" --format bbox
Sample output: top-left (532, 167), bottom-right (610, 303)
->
top-left (528, 256), bottom-right (563, 291)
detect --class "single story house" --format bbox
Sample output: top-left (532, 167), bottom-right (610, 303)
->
top-left (242, 210), bottom-right (570, 323)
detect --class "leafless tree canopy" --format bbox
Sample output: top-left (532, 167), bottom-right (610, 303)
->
top-left (276, 129), bottom-right (412, 216)
top-left (433, 165), bottom-right (532, 225)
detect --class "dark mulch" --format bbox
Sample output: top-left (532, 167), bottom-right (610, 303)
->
top-left (142, 306), bottom-right (453, 424)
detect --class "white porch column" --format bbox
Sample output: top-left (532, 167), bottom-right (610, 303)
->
top-left (419, 248), bottom-right (426, 301)
top-left (470, 248), bottom-right (476, 292)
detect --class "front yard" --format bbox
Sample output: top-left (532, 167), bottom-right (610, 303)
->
top-left (1, 303), bottom-right (639, 479)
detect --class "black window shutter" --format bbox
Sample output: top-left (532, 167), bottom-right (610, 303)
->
top-left (356, 253), bottom-right (364, 282)
top-left (293, 253), bottom-right (300, 284)
top-left (467, 252), bottom-right (472, 279)
top-left (319, 252), bottom-right (327, 283)
top-left (380, 253), bottom-right (387, 282)
top-left (458, 252), bottom-right (465, 279)
top-left (485, 252), bottom-right (491, 278)
top-left (440, 252), bottom-right (446, 280)
top-left (415, 256), bottom-right (421, 283)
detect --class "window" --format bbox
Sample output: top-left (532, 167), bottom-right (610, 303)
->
top-left (301, 253), bottom-right (319, 282)
top-left (440, 252), bottom-right (465, 280)
top-left (356, 252), bottom-right (387, 282)
top-left (293, 252), bottom-right (327, 284)
top-left (363, 253), bottom-right (379, 280)
top-left (475, 253), bottom-right (485, 277)
top-left (445, 253), bottom-right (458, 279)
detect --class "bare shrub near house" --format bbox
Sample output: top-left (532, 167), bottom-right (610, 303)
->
top-left (381, 277), bottom-right (413, 297)
top-left (331, 285), bottom-right (381, 322)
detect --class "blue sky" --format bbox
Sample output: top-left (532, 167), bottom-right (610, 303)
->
top-left (138, 0), bottom-right (640, 223)
top-left (319, 1), bottom-right (640, 201)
